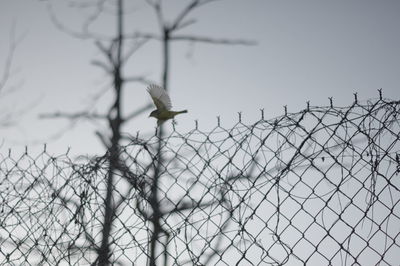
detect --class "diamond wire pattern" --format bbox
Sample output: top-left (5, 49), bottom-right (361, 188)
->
top-left (0, 99), bottom-right (399, 265)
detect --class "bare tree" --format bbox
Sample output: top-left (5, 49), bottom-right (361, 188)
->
top-left (39, 0), bottom-right (254, 265)
top-left (138, 2), bottom-right (254, 265)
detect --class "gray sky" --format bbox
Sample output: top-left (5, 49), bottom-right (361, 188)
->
top-left (1, 0), bottom-right (400, 155)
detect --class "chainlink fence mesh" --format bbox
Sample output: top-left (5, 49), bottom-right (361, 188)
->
top-left (1, 97), bottom-right (400, 265)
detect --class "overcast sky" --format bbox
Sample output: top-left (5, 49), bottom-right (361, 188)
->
top-left (1, 0), bottom-right (400, 156)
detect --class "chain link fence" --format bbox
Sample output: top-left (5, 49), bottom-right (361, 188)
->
top-left (1, 97), bottom-right (399, 265)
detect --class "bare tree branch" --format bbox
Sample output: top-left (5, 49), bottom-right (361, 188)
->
top-left (95, 130), bottom-right (111, 148)
top-left (172, 18), bottom-right (197, 31)
top-left (0, 41), bottom-right (15, 94)
top-left (169, 0), bottom-right (221, 31)
top-left (46, 1), bottom-right (109, 40)
top-left (124, 102), bottom-right (153, 121)
top-left (170, 0), bottom-right (201, 31)
top-left (145, 0), bottom-right (164, 28)
top-left (122, 75), bottom-right (155, 85)
top-left (126, 31), bottom-right (161, 41)
top-left (170, 34), bottom-right (257, 45)
top-left (91, 59), bottom-right (112, 73)
top-left (0, 25), bottom-right (34, 131)
top-left (39, 111), bottom-right (107, 120)
top-left (122, 37), bottom-right (150, 64)
top-left (80, 0), bottom-right (107, 36)
top-left (0, 24), bottom-right (24, 93)
top-left (126, 31), bottom-right (256, 46)
top-left (95, 40), bottom-right (115, 65)
top-left (47, 3), bottom-right (91, 40)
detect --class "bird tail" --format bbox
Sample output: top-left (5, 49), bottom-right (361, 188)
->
top-left (170, 110), bottom-right (187, 119)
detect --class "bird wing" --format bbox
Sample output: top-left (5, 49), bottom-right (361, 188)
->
top-left (147, 84), bottom-right (172, 111)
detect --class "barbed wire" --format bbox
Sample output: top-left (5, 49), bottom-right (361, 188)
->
top-left (1, 97), bottom-right (399, 265)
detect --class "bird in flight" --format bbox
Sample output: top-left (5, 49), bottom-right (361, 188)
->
top-left (147, 84), bottom-right (188, 126)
